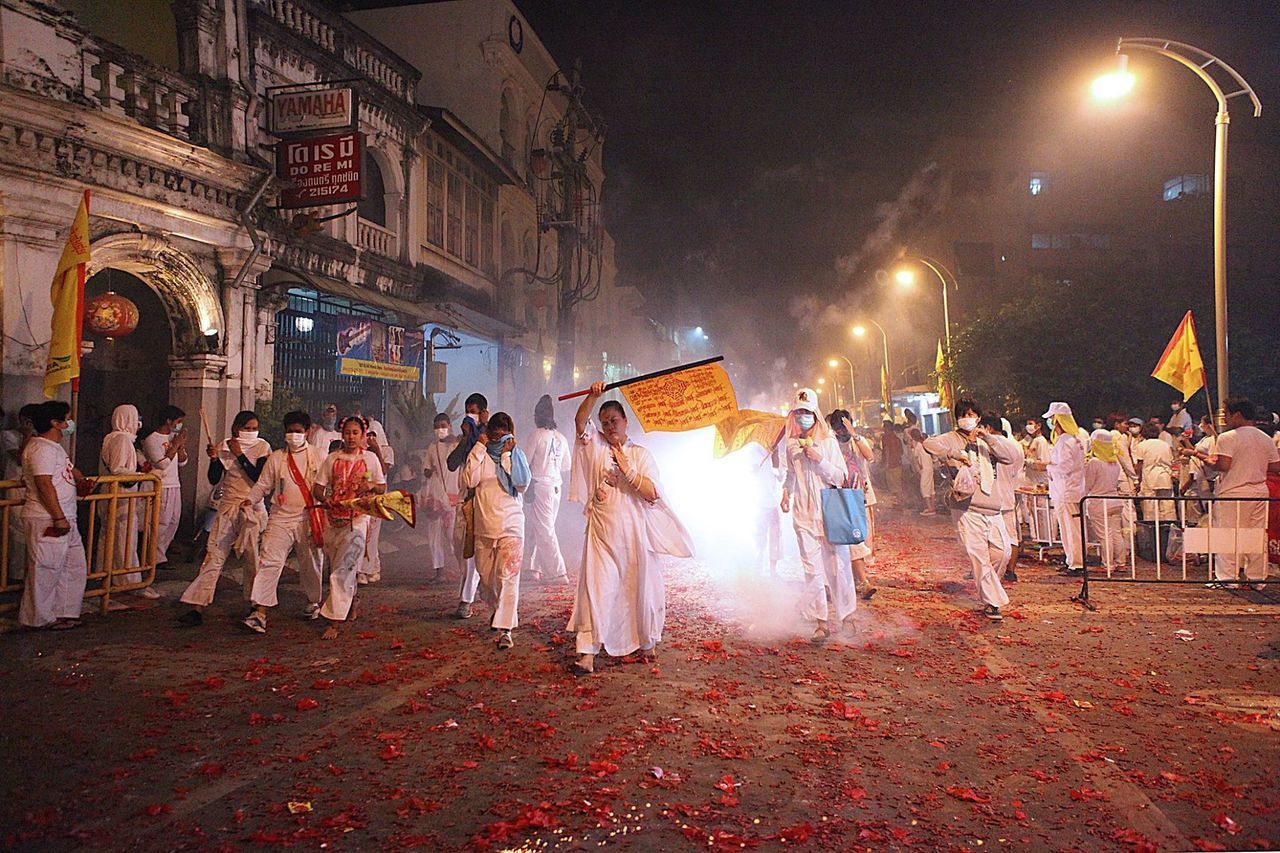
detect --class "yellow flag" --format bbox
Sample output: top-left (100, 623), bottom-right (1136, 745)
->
top-left (44, 191), bottom-right (90, 399)
top-left (935, 340), bottom-right (953, 411)
top-left (880, 363), bottom-right (890, 411)
top-left (621, 362), bottom-right (738, 433)
top-left (340, 489), bottom-right (417, 526)
top-left (1151, 311), bottom-right (1205, 401)
top-left (711, 409), bottom-right (786, 459)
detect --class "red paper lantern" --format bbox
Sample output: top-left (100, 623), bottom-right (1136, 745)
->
top-left (84, 291), bottom-right (139, 339)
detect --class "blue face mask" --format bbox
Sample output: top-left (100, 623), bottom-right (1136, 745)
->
top-left (486, 433), bottom-right (512, 460)
top-left (796, 413), bottom-right (815, 431)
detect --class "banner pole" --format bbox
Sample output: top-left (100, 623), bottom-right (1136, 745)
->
top-left (557, 355), bottom-right (724, 402)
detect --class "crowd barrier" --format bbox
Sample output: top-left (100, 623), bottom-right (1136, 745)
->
top-left (1, 473), bottom-right (163, 616)
top-left (1072, 492), bottom-right (1278, 611)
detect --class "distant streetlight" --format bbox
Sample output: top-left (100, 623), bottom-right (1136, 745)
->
top-left (817, 376), bottom-right (826, 385)
top-left (894, 254), bottom-right (958, 353)
top-left (829, 355), bottom-right (857, 413)
top-left (851, 319), bottom-right (890, 408)
top-left (1092, 38), bottom-right (1261, 419)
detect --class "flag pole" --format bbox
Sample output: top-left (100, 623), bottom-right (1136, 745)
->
top-left (557, 355), bottom-right (724, 401)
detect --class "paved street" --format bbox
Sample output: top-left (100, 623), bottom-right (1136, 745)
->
top-left (2, 509), bottom-right (1277, 851)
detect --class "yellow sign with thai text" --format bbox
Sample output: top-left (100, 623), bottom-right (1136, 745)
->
top-left (339, 358), bottom-right (420, 383)
top-left (621, 363), bottom-right (738, 433)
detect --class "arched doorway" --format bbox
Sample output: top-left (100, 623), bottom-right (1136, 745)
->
top-left (74, 268), bottom-right (173, 473)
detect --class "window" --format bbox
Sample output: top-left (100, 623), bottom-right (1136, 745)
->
top-left (426, 157), bottom-right (444, 247)
top-left (1028, 171), bottom-right (1047, 196)
top-left (464, 183), bottom-right (480, 267)
top-left (358, 153), bottom-right (386, 227)
top-left (1163, 174), bottom-right (1209, 201)
top-left (481, 195), bottom-right (495, 274)
top-left (446, 171), bottom-right (463, 257)
top-left (953, 170), bottom-right (993, 196)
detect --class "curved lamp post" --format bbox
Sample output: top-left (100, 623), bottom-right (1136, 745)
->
top-left (1094, 38), bottom-right (1262, 419)
top-left (893, 254), bottom-right (958, 353)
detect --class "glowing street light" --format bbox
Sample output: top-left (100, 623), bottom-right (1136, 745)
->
top-left (1091, 38), bottom-right (1261, 420)
top-left (1091, 54), bottom-right (1135, 99)
top-left (893, 254), bottom-right (958, 353)
top-left (851, 320), bottom-right (891, 410)
top-left (829, 355), bottom-right (857, 414)
top-left (817, 377), bottom-right (826, 385)
top-left (851, 325), bottom-right (866, 338)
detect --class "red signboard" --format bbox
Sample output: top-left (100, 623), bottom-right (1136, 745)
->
top-left (276, 131), bottom-right (363, 209)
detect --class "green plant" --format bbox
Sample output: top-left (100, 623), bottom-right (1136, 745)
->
top-left (254, 387), bottom-right (306, 445)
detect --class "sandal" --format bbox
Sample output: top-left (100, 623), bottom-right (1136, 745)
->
top-left (48, 618), bottom-right (81, 631)
top-left (321, 624), bottom-right (340, 641)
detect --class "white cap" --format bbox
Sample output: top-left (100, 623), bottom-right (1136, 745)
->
top-left (1041, 401), bottom-right (1073, 419)
top-left (792, 387), bottom-right (820, 415)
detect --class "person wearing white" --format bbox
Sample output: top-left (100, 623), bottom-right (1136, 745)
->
top-left (240, 411), bottom-right (328, 633)
top-left (347, 402), bottom-right (392, 586)
top-left (98, 404), bottom-right (161, 600)
top-left (1183, 399), bottom-right (1280, 585)
top-left (1084, 429), bottom-right (1128, 568)
top-left (781, 389), bottom-right (856, 642)
top-left (314, 417), bottom-right (386, 639)
top-left (141, 405), bottom-right (189, 568)
top-left (308, 402), bottom-right (342, 453)
top-left (1182, 416), bottom-right (1218, 525)
top-left (1020, 419), bottom-right (1052, 488)
top-left (982, 415), bottom-right (1025, 581)
top-left (460, 411), bottom-right (530, 650)
top-left (907, 428), bottom-right (936, 513)
top-left (1168, 400), bottom-right (1194, 434)
top-left (422, 413), bottom-right (460, 583)
top-left (178, 411), bottom-right (271, 623)
top-left (19, 402), bottom-right (89, 629)
top-left (1133, 423), bottom-right (1176, 522)
top-left (1043, 402), bottom-right (1086, 571)
top-left (567, 383), bottom-right (692, 674)
top-left (3, 404), bottom-right (38, 582)
top-left (924, 399), bottom-right (1018, 620)
top-left (449, 394), bottom-right (489, 618)
top-left (524, 395), bottom-right (572, 584)
top-left (829, 410), bottom-right (876, 600)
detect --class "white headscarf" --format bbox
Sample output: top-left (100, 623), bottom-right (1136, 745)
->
top-left (100, 404), bottom-right (140, 476)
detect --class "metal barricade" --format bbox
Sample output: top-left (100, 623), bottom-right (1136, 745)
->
top-left (1072, 492), bottom-right (1278, 610)
top-left (1015, 489), bottom-right (1060, 560)
top-left (0, 473), bottom-right (163, 616)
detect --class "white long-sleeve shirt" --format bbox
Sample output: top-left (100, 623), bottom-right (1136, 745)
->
top-left (525, 427), bottom-right (571, 486)
top-left (460, 442), bottom-right (525, 539)
top-left (142, 430), bottom-right (188, 488)
top-left (782, 433), bottom-right (847, 537)
top-left (1047, 434), bottom-right (1085, 504)
top-left (246, 445), bottom-right (327, 517)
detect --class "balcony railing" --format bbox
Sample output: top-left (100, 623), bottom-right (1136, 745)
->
top-left (79, 39), bottom-right (196, 140)
top-left (357, 219), bottom-right (396, 257)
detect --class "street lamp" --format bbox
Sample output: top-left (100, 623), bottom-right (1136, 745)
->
top-left (828, 356), bottom-right (857, 413)
top-left (1092, 38), bottom-right (1261, 420)
top-left (852, 320), bottom-right (891, 411)
top-left (893, 254), bottom-right (959, 353)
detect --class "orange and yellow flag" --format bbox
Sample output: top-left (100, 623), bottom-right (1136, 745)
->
top-left (44, 191), bottom-right (90, 399)
top-left (621, 362), bottom-right (738, 433)
top-left (1151, 311), bottom-right (1206, 401)
top-left (711, 409), bottom-right (786, 459)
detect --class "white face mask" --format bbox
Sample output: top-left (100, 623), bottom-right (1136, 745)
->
top-left (60, 418), bottom-right (77, 436)
top-left (173, 422), bottom-right (184, 433)
top-left (237, 430), bottom-right (259, 443)
top-left (795, 413), bottom-right (815, 431)
top-left (285, 432), bottom-right (307, 450)
top-left (434, 427), bottom-right (450, 440)
top-left (958, 416), bottom-right (979, 432)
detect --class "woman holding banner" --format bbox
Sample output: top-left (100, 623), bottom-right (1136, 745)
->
top-left (568, 382), bottom-right (692, 674)
top-left (782, 388), bottom-right (856, 643)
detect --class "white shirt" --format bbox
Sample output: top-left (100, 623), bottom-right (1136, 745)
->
top-left (1134, 438), bottom-right (1174, 489)
top-left (525, 427), bottom-right (571, 486)
top-left (460, 442), bottom-right (525, 539)
top-left (310, 427), bottom-right (342, 453)
top-left (247, 445), bottom-right (327, 514)
top-left (1169, 408), bottom-right (1193, 432)
top-left (214, 437), bottom-right (272, 506)
top-left (23, 436), bottom-right (76, 520)
top-left (990, 435), bottom-right (1025, 512)
top-left (365, 418), bottom-right (394, 467)
top-left (1084, 458), bottom-right (1121, 497)
top-left (423, 438), bottom-right (460, 505)
top-left (1214, 425), bottom-right (1279, 495)
top-left (142, 430), bottom-right (188, 488)
top-left (1047, 434), bottom-right (1085, 504)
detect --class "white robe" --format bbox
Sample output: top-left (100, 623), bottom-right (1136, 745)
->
top-left (567, 422), bottom-right (691, 656)
top-left (782, 432), bottom-right (857, 622)
top-left (98, 405), bottom-right (144, 588)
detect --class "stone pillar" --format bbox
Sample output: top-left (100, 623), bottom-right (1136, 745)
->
top-left (215, 247), bottom-right (271, 413)
top-left (167, 352), bottom-right (228, 521)
top-left (0, 202), bottom-right (71, 406)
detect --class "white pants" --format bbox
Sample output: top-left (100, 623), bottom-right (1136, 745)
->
top-left (755, 506), bottom-right (782, 574)
top-left (321, 520), bottom-right (366, 621)
top-left (1054, 500), bottom-right (1083, 569)
top-left (180, 506), bottom-right (262, 606)
top-left (1086, 498), bottom-right (1129, 567)
top-left (919, 464), bottom-right (935, 500)
top-left (424, 505), bottom-right (457, 573)
top-left (794, 526), bottom-right (856, 623)
top-left (156, 486), bottom-right (181, 562)
top-left (359, 517), bottom-right (383, 581)
top-left (475, 534), bottom-right (521, 629)
top-left (20, 517), bottom-right (87, 627)
top-left (953, 509), bottom-right (1010, 608)
top-left (527, 481), bottom-right (566, 580)
top-left (1212, 495), bottom-right (1269, 582)
top-left (453, 502), bottom-right (479, 603)
top-left (7, 503), bottom-right (28, 581)
top-left (251, 512), bottom-right (323, 608)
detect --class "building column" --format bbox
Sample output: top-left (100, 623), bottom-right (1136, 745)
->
top-left (215, 247), bottom-right (271, 413)
top-left (167, 352), bottom-right (229, 520)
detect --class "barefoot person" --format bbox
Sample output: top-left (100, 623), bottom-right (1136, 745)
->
top-left (524, 395), bottom-right (572, 584)
top-left (460, 412), bottom-right (530, 650)
top-left (783, 389), bottom-right (856, 643)
top-left (567, 382), bottom-right (692, 674)
top-left (314, 417), bottom-right (386, 639)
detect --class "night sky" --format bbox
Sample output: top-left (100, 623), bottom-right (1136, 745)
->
top-left (514, 0), bottom-right (1279, 392)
